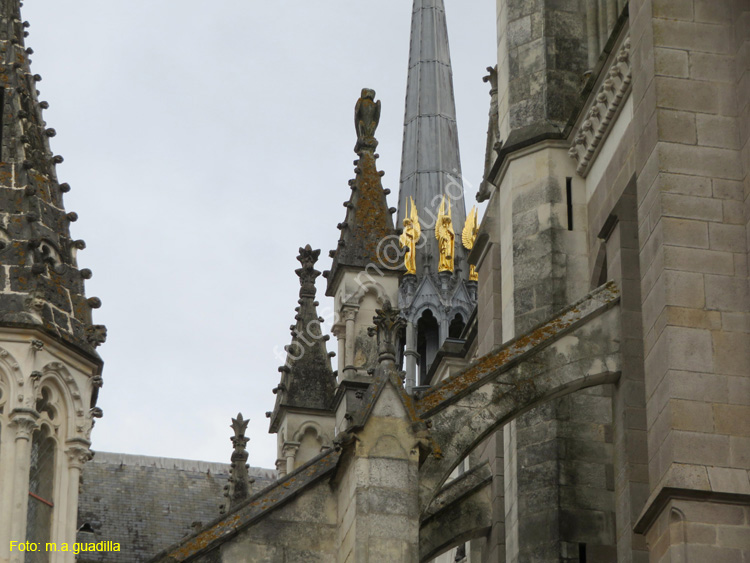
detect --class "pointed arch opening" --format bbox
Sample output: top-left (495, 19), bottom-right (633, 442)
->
top-left (417, 309), bottom-right (440, 386)
top-left (448, 313), bottom-right (465, 339)
top-left (0, 374), bottom-right (6, 464)
top-left (26, 425), bottom-right (56, 561)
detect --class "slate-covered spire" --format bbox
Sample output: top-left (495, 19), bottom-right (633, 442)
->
top-left (0, 0), bottom-right (104, 359)
top-left (325, 89), bottom-right (400, 294)
top-left (398, 0), bottom-right (468, 278)
top-left (269, 246), bottom-right (336, 433)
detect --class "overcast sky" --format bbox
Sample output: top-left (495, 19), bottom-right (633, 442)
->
top-left (22, 0), bottom-right (496, 469)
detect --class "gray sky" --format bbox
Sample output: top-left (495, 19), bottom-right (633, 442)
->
top-left (22, 0), bottom-right (496, 469)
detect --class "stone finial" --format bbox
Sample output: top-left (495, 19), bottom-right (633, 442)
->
top-left (295, 245), bottom-right (321, 299)
top-left (368, 300), bottom-right (406, 371)
top-left (224, 413), bottom-right (254, 510)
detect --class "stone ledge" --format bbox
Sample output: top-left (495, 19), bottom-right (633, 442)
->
top-left (634, 462), bottom-right (750, 534)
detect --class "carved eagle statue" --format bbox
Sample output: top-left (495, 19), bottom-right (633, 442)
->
top-left (355, 88), bottom-right (381, 150)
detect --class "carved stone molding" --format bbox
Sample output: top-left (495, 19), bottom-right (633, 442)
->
top-left (282, 442), bottom-right (300, 459)
top-left (65, 438), bottom-right (93, 470)
top-left (569, 36), bottom-right (631, 177)
top-left (342, 306), bottom-right (359, 322)
top-left (9, 408), bottom-right (40, 440)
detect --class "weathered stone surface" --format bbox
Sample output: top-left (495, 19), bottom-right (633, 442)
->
top-left (0, 0), bottom-right (101, 361)
top-left (151, 451), bottom-right (339, 563)
top-left (417, 282), bottom-right (621, 512)
top-left (419, 464), bottom-right (492, 562)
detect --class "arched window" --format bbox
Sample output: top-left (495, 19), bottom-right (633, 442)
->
top-left (448, 313), bottom-right (465, 339)
top-left (0, 379), bottom-right (5, 415)
top-left (417, 309), bottom-right (440, 386)
top-left (296, 425), bottom-right (323, 467)
top-left (0, 379), bottom-right (5, 463)
top-left (26, 425), bottom-right (56, 561)
top-left (396, 325), bottom-right (406, 371)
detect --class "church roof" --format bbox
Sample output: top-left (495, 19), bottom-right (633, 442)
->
top-left (150, 449), bottom-right (340, 563)
top-left (269, 246), bottom-right (336, 432)
top-left (0, 0), bottom-right (104, 362)
top-left (325, 89), bottom-right (400, 294)
top-left (397, 0), bottom-right (469, 279)
top-left (76, 452), bottom-right (276, 563)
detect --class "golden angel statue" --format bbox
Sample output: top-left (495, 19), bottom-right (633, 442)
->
top-left (435, 195), bottom-right (455, 272)
top-left (462, 206), bottom-right (479, 281)
top-left (400, 197), bottom-right (421, 275)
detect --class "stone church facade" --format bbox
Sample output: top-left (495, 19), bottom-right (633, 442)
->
top-left (1, 0), bottom-right (749, 562)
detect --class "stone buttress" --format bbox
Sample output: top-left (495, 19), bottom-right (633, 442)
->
top-left (472, 0), bottom-right (630, 560)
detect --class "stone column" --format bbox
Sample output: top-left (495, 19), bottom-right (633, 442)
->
top-left (333, 325), bottom-right (346, 383)
top-left (59, 441), bottom-right (91, 563)
top-left (342, 307), bottom-right (358, 377)
top-left (283, 443), bottom-right (299, 475)
top-left (404, 321), bottom-right (418, 394)
top-left (8, 409), bottom-right (38, 563)
top-left (275, 458), bottom-right (286, 478)
top-left (439, 306), bottom-right (449, 345)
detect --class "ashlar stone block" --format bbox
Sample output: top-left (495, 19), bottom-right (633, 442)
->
top-left (713, 404), bottom-right (750, 437)
top-left (667, 326), bottom-right (713, 372)
top-left (712, 331), bottom-right (750, 376)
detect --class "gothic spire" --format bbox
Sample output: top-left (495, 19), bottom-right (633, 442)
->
top-left (221, 413), bottom-right (254, 512)
top-left (325, 89), bottom-right (400, 294)
top-left (398, 0), bottom-right (468, 278)
top-left (0, 0), bottom-right (105, 359)
top-left (269, 246), bottom-right (336, 433)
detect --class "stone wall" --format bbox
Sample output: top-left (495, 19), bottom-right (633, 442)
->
top-left (216, 477), bottom-right (337, 563)
top-left (630, 0), bottom-right (750, 556)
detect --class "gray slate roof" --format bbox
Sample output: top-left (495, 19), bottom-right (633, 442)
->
top-left (76, 452), bottom-right (276, 563)
top-left (398, 0), bottom-right (469, 279)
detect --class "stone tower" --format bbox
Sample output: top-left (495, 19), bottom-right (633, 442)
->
top-left (397, 0), bottom-right (476, 391)
top-left (269, 245), bottom-right (336, 476)
top-left (0, 0), bottom-right (105, 560)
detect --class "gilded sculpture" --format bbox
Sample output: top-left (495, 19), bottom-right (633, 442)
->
top-left (462, 206), bottom-right (479, 281)
top-left (435, 195), bottom-right (455, 272)
top-left (400, 196), bottom-right (421, 275)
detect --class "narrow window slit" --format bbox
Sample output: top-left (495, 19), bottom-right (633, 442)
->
top-left (566, 177), bottom-right (573, 231)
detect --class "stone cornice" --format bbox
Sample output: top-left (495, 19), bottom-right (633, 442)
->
top-left (568, 36), bottom-right (632, 177)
